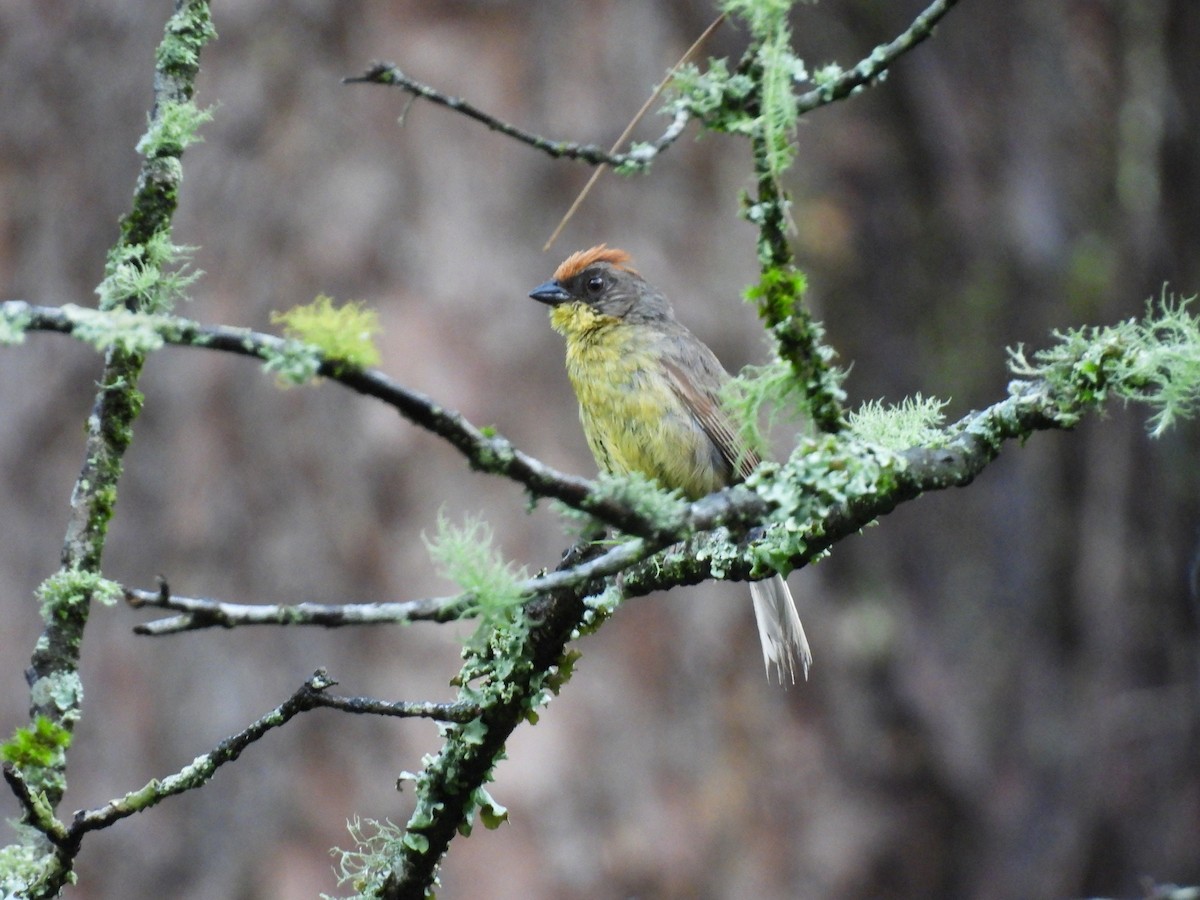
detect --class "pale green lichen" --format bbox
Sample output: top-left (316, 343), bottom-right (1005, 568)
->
top-left (155, 0), bottom-right (218, 77)
top-left (135, 98), bottom-right (214, 160)
top-left (95, 230), bottom-right (201, 314)
top-left (1009, 292), bottom-right (1200, 436)
top-left (589, 471), bottom-right (689, 536)
top-left (64, 305), bottom-right (167, 355)
top-left (0, 304), bottom-right (31, 345)
top-left (0, 832), bottom-right (72, 897)
top-left (747, 434), bottom-right (902, 575)
top-left (28, 673), bottom-right (84, 719)
top-left (847, 394), bottom-right (950, 449)
top-left (261, 339), bottom-right (323, 386)
top-left (36, 567), bottom-right (123, 622)
top-left (424, 512), bottom-right (529, 635)
top-left (324, 816), bottom-right (408, 900)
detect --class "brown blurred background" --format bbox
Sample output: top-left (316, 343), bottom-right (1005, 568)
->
top-left (1, 2), bottom-right (1198, 898)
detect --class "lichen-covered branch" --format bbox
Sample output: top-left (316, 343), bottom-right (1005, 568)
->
top-left (795, 0), bottom-right (963, 113)
top-left (57, 671), bottom-right (475, 848)
top-left (339, 297), bottom-right (1200, 898)
top-left (669, 0), bottom-right (963, 434)
top-left (4, 3), bottom-right (216, 896)
top-left (1, 300), bottom-right (697, 542)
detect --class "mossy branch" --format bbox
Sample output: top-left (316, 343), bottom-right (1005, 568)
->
top-left (1, 300), bottom-right (689, 541)
top-left (5, 670), bottom-right (476, 879)
top-left (668, 0), bottom-right (963, 433)
top-left (90, 289), bottom-right (1199, 899)
top-left (8, 2), bottom-right (216, 896)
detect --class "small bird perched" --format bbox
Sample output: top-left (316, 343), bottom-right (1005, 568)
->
top-left (529, 245), bottom-right (812, 682)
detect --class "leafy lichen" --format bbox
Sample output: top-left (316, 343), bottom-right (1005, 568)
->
top-left (37, 567), bottom-right (123, 623)
top-left (746, 434), bottom-right (902, 575)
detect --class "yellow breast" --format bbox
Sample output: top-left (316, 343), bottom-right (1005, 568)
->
top-left (550, 303), bottom-right (725, 498)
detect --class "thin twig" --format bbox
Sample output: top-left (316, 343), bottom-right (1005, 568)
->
top-left (796, 0), bottom-right (962, 113)
top-left (125, 585), bottom-right (466, 633)
top-left (67, 670), bottom-right (476, 842)
top-left (346, 62), bottom-right (688, 170)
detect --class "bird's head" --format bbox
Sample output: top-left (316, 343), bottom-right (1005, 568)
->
top-left (530, 245), bottom-right (673, 333)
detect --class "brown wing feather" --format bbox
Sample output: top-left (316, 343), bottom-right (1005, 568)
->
top-left (661, 356), bottom-right (760, 484)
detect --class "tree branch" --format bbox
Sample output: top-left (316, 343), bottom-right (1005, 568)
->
top-left (65, 670), bottom-right (475, 848)
top-left (1, 300), bottom-right (690, 542)
top-left (796, 0), bottom-right (963, 113)
top-left (124, 581), bottom-right (466, 634)
top-left (345, 62), bottom-right (690, 173)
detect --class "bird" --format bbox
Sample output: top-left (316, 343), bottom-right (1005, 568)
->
top-left (529, 244), bottom-right (811, 682)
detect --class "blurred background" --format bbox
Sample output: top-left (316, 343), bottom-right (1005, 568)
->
top-left (1, 2), bottom-right (1198, 898)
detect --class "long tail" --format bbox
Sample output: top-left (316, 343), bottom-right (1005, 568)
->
top-left (749, 575), bottom-right (812, 684)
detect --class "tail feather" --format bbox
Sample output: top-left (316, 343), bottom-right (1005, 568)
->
top-left (749, 575), bottom-right (812, 684)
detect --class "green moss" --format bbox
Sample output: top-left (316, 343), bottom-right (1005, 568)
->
top-left (271, 295), bottom-right (382, 371)
top-left (731, 267), bottom-right (847, 434)
top-left (1, 716), bottom-right (73, 768)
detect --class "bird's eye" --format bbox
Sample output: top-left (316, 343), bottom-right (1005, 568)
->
top-left (585, 274), bottom-right (605, 296)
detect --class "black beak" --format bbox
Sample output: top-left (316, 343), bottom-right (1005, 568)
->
top-left (529, 280), bottom-right (571, 306)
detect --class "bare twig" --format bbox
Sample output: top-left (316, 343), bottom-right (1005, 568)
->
top-left (346, 62), bottom-right (689, 171)
top-left (125, 584), bottom-right (466, 633)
